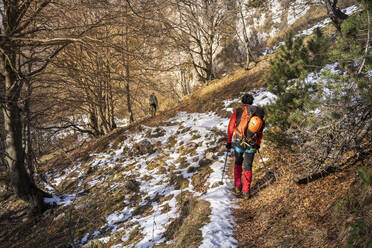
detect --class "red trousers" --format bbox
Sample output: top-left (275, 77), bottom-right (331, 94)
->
top-left (234, 151), bottom-right (254, 194)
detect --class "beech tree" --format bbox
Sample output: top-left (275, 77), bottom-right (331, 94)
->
top-left (48, 0), bottom-right (168, 129)
top-left (0, 0), bottom-right (107, 212)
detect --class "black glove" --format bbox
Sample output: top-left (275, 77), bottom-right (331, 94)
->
top-left (226, 142), bottom-right (232, 150)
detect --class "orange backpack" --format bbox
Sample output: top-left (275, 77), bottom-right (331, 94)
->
top-left (234, 106), bottom-right (264, 148)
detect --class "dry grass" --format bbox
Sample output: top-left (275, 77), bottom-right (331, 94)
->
top-left (233, 145), bottom-right (371, 248)
top-left (161, 199), bottom-right (211, 248)
top-left (267, 5), bottom-right (328, 47)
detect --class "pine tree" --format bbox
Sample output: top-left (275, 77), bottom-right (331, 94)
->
top-left (265, 29), bottom-right (331, 144)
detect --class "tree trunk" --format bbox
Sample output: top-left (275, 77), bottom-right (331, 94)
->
top-left (24, 80), bottom-right (35, 184)
top-left (324, 0), bottom-right (348, 33)
top-left (1, 56), bottom-right (49, 213)
top-left (238, 0), bottom-right (252, 70)
top-left (125, 4), bottom-right (134, 123)
top-left (88, 107), bottom-right (100, 137)
top-left (0, 76), bottom-right (5, 172)
top-left (244, 41), bottom-right (251, 70)
top-left (125, 81), bottom-right (134, 123)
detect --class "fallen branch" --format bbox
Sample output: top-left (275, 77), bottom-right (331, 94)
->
top-left (293, 165), bottom-right (340, 184)
top-left (293, 150), bottom-right (370, 185)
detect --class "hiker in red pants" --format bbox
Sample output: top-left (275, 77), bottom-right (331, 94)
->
top-left (226, 93), bottom-right (265, 199)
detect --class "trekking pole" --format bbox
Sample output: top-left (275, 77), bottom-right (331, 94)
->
top-left (257, 149), bottom-right (273, 175)
top-left (257, 149), bottom-right (266, 167)
top-left (219, 150), bottom-right (229, 185)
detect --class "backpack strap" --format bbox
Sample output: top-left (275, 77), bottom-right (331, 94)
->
top-left (234, 105), bottom-right (253, 141)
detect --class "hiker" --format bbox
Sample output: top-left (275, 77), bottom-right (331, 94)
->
top-left (149, 92), bottom-right (158, 116)
top-left (226, 93), bottom-right (265, 199)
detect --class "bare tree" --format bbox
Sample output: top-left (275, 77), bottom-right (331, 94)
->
top-left (0, 0), bottom-right (108, 212)
top-left (164, 0), bottom-right (231, 83)
top-left (323, 0), bottom-right (349, 33)
top-left (236, 0), bottom-right (255, 70)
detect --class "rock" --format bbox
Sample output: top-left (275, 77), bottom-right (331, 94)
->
top-left (198, 158), bottom-right (212, 167)
top-left (205, 152), bottom-right (214, 160)
top-left (54, 212), bottom-right (66, 222)
top-left (125, 179), bottom-right (140, 192)
top-left (132, 139), bottom-right (155, 155)
top-left (55, 244), bottom-right (73, 248)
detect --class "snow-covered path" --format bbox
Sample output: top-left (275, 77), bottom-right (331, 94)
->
top-left (44, 90), bottom-right (277, 248)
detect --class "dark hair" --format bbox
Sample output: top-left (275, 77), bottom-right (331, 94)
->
top-left (242, 94), bottom-right (254, 104)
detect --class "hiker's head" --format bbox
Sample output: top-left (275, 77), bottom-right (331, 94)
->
top-left (242, 94), bottom-right (254, 105)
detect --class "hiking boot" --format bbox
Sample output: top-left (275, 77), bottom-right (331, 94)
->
top-left (234, 186), bottom-right (242, 195)
top-left (242, 193), bottom-right (250, 199)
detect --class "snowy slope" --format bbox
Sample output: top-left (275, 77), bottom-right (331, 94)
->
top-left (43, 90), bottom-right (276, 248)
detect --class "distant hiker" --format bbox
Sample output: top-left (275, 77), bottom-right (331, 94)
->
top-left (226, 93), bottom-right (265, 199)
top-left (149, 92), bottom-right (158, 116)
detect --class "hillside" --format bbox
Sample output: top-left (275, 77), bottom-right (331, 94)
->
top-left (2, 52), bottom-right (371, 248)
top-left (1, 2), bottom-right (371, 248)
top-left (0, 59), bottom-right (273, 247)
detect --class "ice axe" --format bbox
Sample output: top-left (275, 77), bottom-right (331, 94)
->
top-left (219, 150), bottom-right (230, 185)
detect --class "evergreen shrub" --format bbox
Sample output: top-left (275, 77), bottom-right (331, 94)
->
top-left (264, 29), bottom-right (330, 145)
